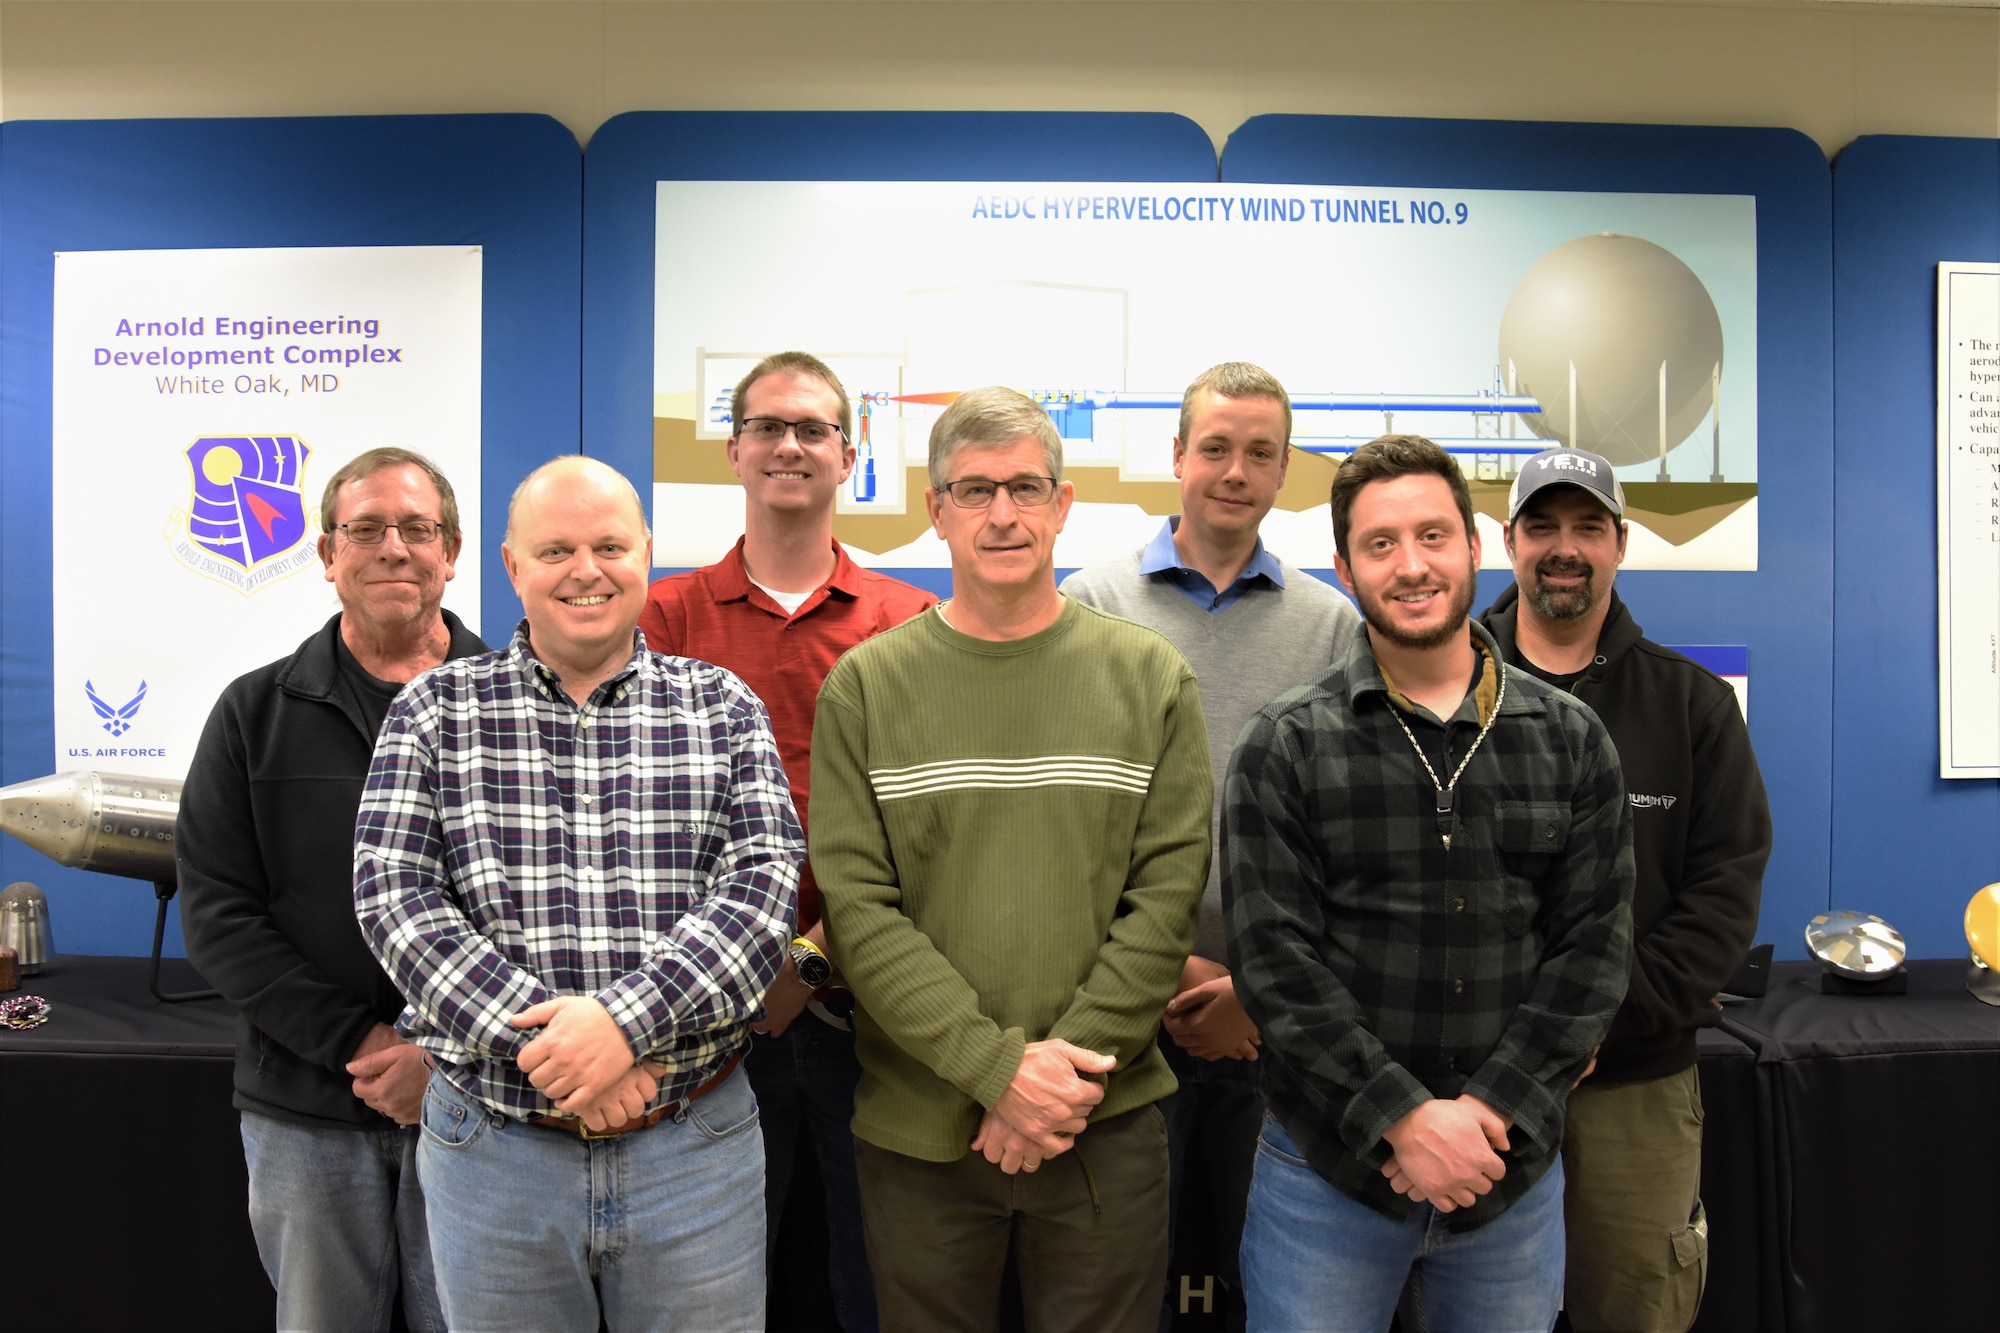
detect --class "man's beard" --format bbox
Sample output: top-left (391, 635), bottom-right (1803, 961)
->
top-left (1358, 553), bottom-right (1478, 651)
top-left (1527, 557), bottom-right (1597, 621)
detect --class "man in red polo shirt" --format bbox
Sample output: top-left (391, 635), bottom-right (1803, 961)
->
top-left (639, 351), bottom-right (935, 1332)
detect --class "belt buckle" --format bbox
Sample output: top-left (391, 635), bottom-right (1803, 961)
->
top-left (577, 1119), bottom-right (624, 1141)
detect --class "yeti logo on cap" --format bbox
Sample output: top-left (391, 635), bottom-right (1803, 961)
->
top-left (1510, 446), bottom-right (1625, 520)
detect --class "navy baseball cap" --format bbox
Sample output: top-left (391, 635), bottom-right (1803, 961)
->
top-left (1508, 447), bottom-right (1626, 521)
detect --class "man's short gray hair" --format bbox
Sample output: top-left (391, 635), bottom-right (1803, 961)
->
top-left (1179, 361), bottom-right (1292, 448)
top-left (927, 387), bottom-right (1063, 490)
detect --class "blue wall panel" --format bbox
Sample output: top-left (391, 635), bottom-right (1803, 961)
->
top-left (1223, 115), bottom-right (1834, 958)
top-left (1831, 136), bottom-right (2000, 958)
top-left (0, 114), bottom-right (581, 955)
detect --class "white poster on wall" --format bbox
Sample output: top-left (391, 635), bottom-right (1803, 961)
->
top-left (51, 245), bottom-right (483, 778)
top-left (653, 180), bottom-right (1759, 574)
top-left (1937, 261), bottom-right (2000, 779)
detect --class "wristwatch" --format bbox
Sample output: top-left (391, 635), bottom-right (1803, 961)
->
top-left (789, 936), bottom-right (832, 989)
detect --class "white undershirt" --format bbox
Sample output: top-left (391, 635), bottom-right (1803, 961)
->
top-left (749, 576), bottom-right (813, 616)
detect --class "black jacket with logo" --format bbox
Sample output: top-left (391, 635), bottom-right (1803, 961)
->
top-left (1482, 586), bottom-right (1771, 1083)
top-left (177, 610), bottom-right (488, 1127)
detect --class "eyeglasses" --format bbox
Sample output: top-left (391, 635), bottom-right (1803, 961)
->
top-left (937, 476), bottom-right (1060, 509)
top-left (738, 417), bottom-right (845, 448)
top-left (335, 520), bottom-right (443, 545)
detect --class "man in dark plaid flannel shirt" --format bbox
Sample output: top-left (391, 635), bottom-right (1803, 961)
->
top-left (1223, 436), bottom-right (1633, 1332)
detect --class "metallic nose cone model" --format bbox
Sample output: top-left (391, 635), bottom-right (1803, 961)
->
top-left (0, 770), bottom-right (182, 882)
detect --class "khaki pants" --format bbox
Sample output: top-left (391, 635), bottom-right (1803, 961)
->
top-left (854, 1104), bottom-right (1170, 1333)
top-left (1561, 1065), bottom-right (1709, 1333)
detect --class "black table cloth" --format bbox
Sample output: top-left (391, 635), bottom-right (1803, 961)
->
top-left (4, 954), bottom-right (1993, 1332)
top-left (0, 954), bottom-right (274, 1332)
top-left (1713, 958), bottom-right (2000, 1333)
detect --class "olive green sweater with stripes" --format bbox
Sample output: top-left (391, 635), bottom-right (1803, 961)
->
top-left (812, 597), bottom-right (1213, 1161)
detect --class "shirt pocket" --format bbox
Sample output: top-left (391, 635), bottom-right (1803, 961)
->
top-left (1491, 801), bottom-right (1571, 937)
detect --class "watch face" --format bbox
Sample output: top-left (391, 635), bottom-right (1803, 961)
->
top-left (791, 944), bottom-right (832, 988)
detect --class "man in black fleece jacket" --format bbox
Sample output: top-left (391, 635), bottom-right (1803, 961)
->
top-left (1481, 446), bottom-right (1770, 1333)
top-left (177, 448), bottom-right (486, 1333)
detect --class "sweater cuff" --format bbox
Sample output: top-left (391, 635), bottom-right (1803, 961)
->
top-left (955, 1027), bottom-right (1030, 1111)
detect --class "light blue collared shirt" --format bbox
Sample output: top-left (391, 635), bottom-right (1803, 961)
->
top-left (1139, 516), bottom-right (1286, 614)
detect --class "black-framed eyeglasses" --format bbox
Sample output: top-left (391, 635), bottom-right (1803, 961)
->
top-left (335, 520), bottom-right (443, 546)
top-left (937, 476), bottom-right (1060, 509)
top-left (738, 417), bottom-right (846, 448)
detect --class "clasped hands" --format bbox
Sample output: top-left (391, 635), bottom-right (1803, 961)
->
top-left (969, 1038), bottom-right (1117, 1176)
top-left (1163, 955), bottom-right (1260, 1062)
top-left (1378, 1095), bottom-right (1513, 1213)
top-left (511, 996), bottom-right (668, 1132)
top-left (345, 1022), bottom-right (433, 1125)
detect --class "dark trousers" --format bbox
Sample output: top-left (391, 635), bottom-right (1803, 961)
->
top-left (746, 1015), bottom-right (879, 1333)
top-left (854, 1103), bottom-right (1170, 1333)
top-left (1156, 1033), bottom-right (1260, 1333)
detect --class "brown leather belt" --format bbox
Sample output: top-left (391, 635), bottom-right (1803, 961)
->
top-left (529, 1051), bottom-right (741, 1141)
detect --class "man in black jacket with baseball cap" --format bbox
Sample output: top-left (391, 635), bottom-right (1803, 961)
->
top-left (178, 447), bottom-right (486, 1333)
top-left (1481, 445), bottom-right (1771, 1333)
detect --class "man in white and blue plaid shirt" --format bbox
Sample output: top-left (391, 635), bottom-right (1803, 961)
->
top-left (355, 455), bottom-right (803, 1332)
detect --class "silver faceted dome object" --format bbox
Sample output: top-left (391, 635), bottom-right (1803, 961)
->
top-left (1805, 910), bottom-right (1906, 979)
top-left (0, 881), bottom-right (53, 975)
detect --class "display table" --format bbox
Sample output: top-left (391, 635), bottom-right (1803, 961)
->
top-left (0, 955), bottom-right (274, 1332)
top-left (2, 955), bottom-right (1991, 1332)
top-left (1711, 958), bottom-right (2000, 1333)
top-left (1688, 1024), bottom-right (1763, 1333)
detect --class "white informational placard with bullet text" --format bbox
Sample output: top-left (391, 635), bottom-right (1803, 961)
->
top-left (1937, 261), bottom-right (2000, 779)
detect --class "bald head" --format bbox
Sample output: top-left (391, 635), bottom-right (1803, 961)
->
top-left (505, 455), bottom-right (650, 551)
top-left (500, 455), bottom-right (655, 690)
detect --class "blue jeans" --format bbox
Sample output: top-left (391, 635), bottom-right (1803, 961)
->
top-left (1156, 1033), bottom-right (1260, 1333)
top-left (746, 1013), bottom-right (878, 1332)
top-left (417, 1063), bottom-right (766, 1332)
top-left (1240, 1115), bottom-right (1565, 1333)
top-left (238, 1110), bottom-right (444, 1333)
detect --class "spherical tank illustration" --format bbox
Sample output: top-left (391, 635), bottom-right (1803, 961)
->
top-left (1498, 233), bottom-right (1724, 468)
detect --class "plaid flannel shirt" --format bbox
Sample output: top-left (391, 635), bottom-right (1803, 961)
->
top-left (1223, 620), bottom-right (1633, 1230)
top-left (354, 623), bottom-right (803, 1121)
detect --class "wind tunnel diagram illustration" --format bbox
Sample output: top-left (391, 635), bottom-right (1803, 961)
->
top-left (654, 182), bottom-right (1758, 571)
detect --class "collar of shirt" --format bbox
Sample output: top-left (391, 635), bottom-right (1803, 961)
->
top-left (1138, 515), bottom-right (1285, 614)
top-left (510, 619), bottom-right (646, 707)
top-left (1379, 635), bottom-right (1502, 730)
top-left (708, 536), bottom-right (863, 617)
top-left (1340, 619), bottom-right (1534, 728)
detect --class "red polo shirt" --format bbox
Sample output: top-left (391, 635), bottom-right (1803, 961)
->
top-left (638, 538), bottom-right (936, 931)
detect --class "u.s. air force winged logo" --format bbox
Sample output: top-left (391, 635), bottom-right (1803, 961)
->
top-left (85, 680), bottom-right (146, 737)
top-left (164, 435), bottom-right (319, 595)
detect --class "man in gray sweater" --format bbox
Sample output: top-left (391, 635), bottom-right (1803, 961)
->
top-left (1063, 361), bottom-right (1360, 1330)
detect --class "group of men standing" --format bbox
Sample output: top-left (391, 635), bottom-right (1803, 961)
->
top-left (177, 348), bottom-right (1769, 1333)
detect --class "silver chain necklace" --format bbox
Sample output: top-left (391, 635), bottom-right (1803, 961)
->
top-left (1385, 654), bottom-right (1507, 851)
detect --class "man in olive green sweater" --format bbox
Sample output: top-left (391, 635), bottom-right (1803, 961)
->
top-left (813, 386), bottom-right (1212, 1333)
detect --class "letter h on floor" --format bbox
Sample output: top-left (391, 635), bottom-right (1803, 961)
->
top-left (1179, 1274), bottom-right (1215, 1315)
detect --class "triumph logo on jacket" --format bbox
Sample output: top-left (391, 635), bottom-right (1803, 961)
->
top-left (1629, 792), bottom-right (1679, 810)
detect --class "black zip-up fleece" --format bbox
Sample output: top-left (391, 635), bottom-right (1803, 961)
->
top-left (1483, 586), bottom-right (1771, 1082)
top-left (177, 610), bottom-right (488, 1127)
